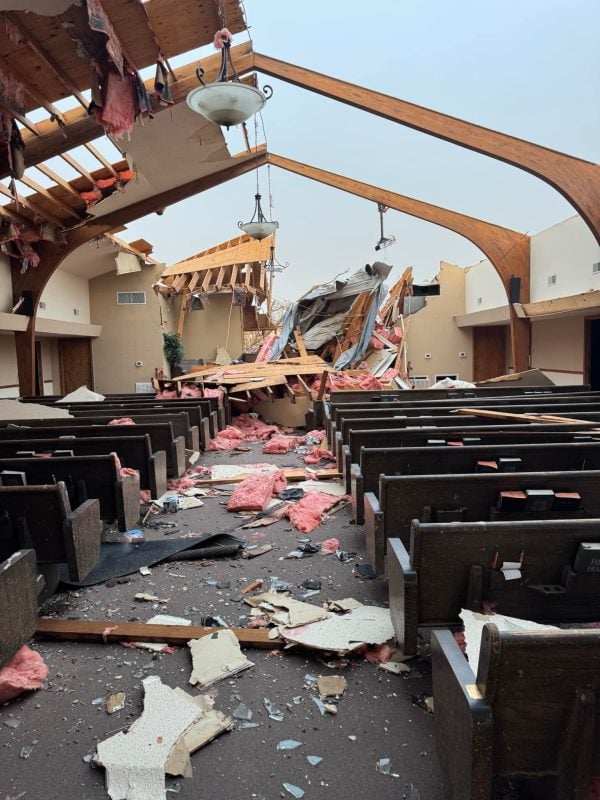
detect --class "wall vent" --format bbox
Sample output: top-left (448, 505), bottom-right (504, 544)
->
top-left (411, 376), bottom-right (430, 388)
top-left (547, 274), bottom-right (557, 286)
top-left (593, 262), bottom-right (600, 275)
top-left (117, 291), bottom-right (146, 305)
top-left (39, 301), bottom-right (46, 310)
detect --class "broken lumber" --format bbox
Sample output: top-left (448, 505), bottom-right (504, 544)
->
top-left (36, 618), bottom-right (281, 649)
top-left (453, 408), bottom-right (600, 426)
top-left (193, 467), bottom-right (342, 486)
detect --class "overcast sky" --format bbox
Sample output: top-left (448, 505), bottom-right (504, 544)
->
top-left (123, 0), bottom-right (600, 302)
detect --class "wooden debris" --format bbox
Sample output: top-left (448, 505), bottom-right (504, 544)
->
top-left (453, 408), bottom-right (598, 426)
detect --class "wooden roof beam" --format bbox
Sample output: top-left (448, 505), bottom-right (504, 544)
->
top-left (34, 163), bottom-right (85, 203)
top-left (18, 175), bottom-right (81, 221)
top-left (83, 143), bottom-right (119, 178)
top-left (0, 43), bottom-right (255, 180)
top-left (0, 53), bottom-right (66, 127)
top-left (245, 52), bottom-right (600, 247)
top-left (0, 182), bottom-right (64, 228)
top-left (60, 153), bottom-right (95, 184)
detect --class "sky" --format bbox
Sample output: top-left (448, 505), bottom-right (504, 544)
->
top-left (120, 0), bottom-right (600, 302)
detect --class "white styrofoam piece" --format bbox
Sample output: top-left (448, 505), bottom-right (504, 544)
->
top-left (281, 604), bottom-right (394, 653)
top-left (96, 676), bottom-right (202, 800)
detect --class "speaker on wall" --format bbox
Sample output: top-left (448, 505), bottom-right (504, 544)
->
top-left (509, 277), bottom-right (521, 304)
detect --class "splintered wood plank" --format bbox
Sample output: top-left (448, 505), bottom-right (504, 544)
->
top-left (453, 408), bottom-right (595, 425)
top-left (36, 618), bottom-right (281, 649)
top-left (229, 375), bottom-right (287, 393)
top-left (294, 328), bottom-right (308, 358)
top-left (193, 467), bottom-right (341, 486)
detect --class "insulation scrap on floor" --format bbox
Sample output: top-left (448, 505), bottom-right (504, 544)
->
top-left (0, 645), bottom-right (49, 702)
top-left (304, 446), bottom-right (336, 464)
top-left (208, 414), bottom-right (280, 451)
top-left (96, 676), bottom-right (202, 800)
top-left (287, 491), bottom-right (347, 533)
top-left (281, 604), bottom-right (394, 654)
top-left (227, 470), bottom-right (287, 512)
top-left (244, 591), bottom-right (330, 627)
top-left (262, 434), bottom-right (305, 454)
top-left (165, 689), bottom-right (233, 778)
top-left (459, 609), bottom-right (558, 674)
top-left (188, 630), bottom-right (254, 688)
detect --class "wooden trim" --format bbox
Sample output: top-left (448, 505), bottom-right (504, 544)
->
top-left (249, 52), bottom-right (600, 246)
top-left (533, 368), bottom-right (584, 375)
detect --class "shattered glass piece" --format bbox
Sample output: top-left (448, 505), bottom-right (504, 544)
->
top-left (312, 697), bottom-right (327, 717)
top-left (216, 581), bottom-right (231, 590)
top-left (304, 673), bottom-right (317, 687)
top-left (306, 755), bottom-right (323, 766)
top-left (301, 579), bottom-right (322, 591)
top-left (300, 589), bottom-right (321, 600)
top-left (83, 754), bottom-right (94, 763)
top-left (232, 703), bottom-right (253, 721)
top-left (270, 577), bottom-right (292, 592)
top-left (286, 550), bottom-right (304, 559)
top-left (376, 757), bottom-right (391, 775)
top-left (19, 745), bottom-right (34, 759)
top-left (263, 697), bottom-right (284, 722)
top-left (4, 718), bottom-right (21, 728)
top-left (166, 783), bottom-right (182, 794)
top-left (298, 541), bottom-right (319, 554)
top-left (283, 783), bottom-right (305, 799)
top-left (91, 696), bottom-right (104, 705)
top-left (277, 740), bottom-right (302, 751)
top-left (292, 696), bottom-right (302, 705)
top-left (237, 721), bottom-right (260, 729)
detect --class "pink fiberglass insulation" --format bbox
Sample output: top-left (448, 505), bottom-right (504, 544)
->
top-left (207, 426), bottom-right (247, 451)
top-left (180, 382), bottom-right (203, 398)
top-left (120, 467), bottom-right (138, 478)
top-left (140, 489), bottom-right (152, 503)
top-left (167, 477), bottom-right (200, 491)
top-left (0, 646), bottom-right (48, 702)
top-left (232, 414), bottom-right (279, 440)
top-left (204, 386), bottom-right (225, 405)
top-left (319, 537), bottom-right (340, 554)
top-left (155, 389), bottom-right (178, 400)
top-left (287, 491), bottom-right (343, 533)
top-left (304, 447), bottom-right (336, 464)
top-left (262, 434), bottom-right (305, 454)
top-left (108, 417), bottom-right (136, 426)
top-left (227, 469), bottom-right (286, 512)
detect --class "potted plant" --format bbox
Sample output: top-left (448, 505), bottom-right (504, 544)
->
top-left (162, 332), bottom-right (184, 377)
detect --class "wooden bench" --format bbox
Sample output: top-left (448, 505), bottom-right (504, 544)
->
top-left (0, 483), bottom-right (102, 585)
top-left (0, 454), bottom-right (139, 531)
top-left (60, 410), bottom-right (200, 451)
top-left (388, 517), bottom-right (600, 656)
top-left (365, 470), bottom-right (600, 574)
top-left (0, 435), bottom-right (165, 498)
top-left (431, 624), bottom-right (600, 799)
top-left (342, 423), bottom-right (600, 490)
top-left (0, 422), bottom-right (184, 477)
top-left (0, 549), bottom-right (40, 667)
top-left (351, 440), bottom-right (600, 523)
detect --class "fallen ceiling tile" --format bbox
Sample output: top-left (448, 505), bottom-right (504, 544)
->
top-left (188, 629), bottom-right (254, 688)
top-left (281, 605), bottom-right (394, 654)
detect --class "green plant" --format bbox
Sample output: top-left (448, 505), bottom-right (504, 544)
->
top-left (163, 332), bottom-right (184, 372)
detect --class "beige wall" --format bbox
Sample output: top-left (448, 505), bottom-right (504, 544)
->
top-left (90, 263), bottom-right (165, 393)
top-left (405, 262), bottom-right (473, 383)
top-left (0, 334), bottom-right (61, 397)
top-left (39, 268), bottom-right (91, 324)
top-left (0, 255), bottom-right (12, 313)
top-left (530, 316), bottom-right (585, 385)
top-left (180, 293), bottom-right (243, 363)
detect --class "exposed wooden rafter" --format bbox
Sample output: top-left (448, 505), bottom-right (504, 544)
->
top-left (0, 182), bottom-right (65, 228)
top-left (18, 175), bottom-right (81, 221)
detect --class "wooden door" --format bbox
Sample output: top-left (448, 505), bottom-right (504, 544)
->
top-left (473, 325), bottom-right (507, 382)
top-left (58, 338), bottom-right (94, 394)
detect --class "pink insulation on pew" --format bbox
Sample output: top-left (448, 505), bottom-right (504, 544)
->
top-left (108, 417), bottom-right (136, 426)
top-left (203, 387), bottom-right (225, 405)
top-left (0, 646), bottom-right (48, 702)
top-left (227, 469), bottom-right (286, 512)
top-left (179, 382), bottom-right (203, 398)
top-left (120, 467), bottom-right (138, 478)
top-left (155, 389), bottom-right (178, 400)
top-left (287, 491), bottom-right (344, 533)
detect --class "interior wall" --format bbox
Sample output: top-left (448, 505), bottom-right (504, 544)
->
top-left (530, 216), bottom-right (600, 303)
top-left (181, 293), bottom-right (243, 363)
top-left (0, 254), bottom-right (12, 313)
top-left (89, 263), bottom-right (165, 393)
top-left (0, 334), bottom-right (18, 397)
top-left (530, 315), bottom-right (584, 384)
top-left (39, 268), bottom-right (91, 324)
top-left (464, 258), bottom-right (508, 314)
top-left (405, 262), bottom-right (473, 383)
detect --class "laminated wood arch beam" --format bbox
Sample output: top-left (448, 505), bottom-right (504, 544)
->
top-left (13, 147), bottom-right (267, 395)
top-left (266, 152), bottom-right (531, 372)
top-left (247, 53), bottom-right (600, 246)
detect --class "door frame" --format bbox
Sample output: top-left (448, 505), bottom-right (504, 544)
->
top-left (58, 338), bottom-right (94, 394)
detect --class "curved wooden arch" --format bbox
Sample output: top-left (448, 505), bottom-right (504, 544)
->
top-left (243, 53), bottom-right (600, 247)
top-left (266, 152), bottom-right (530, 373)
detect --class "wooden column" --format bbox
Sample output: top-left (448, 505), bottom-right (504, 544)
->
top-left (267, 152), bottom-right (531, 371)
top-left (249, 53), bottom-right (600, 246)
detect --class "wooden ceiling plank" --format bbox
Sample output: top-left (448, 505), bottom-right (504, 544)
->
top-left (19, 175), bottom-right (81, 221)
top-left (34, 163), bottom-right (84, 202)
top-left (98, 4), bottom-right (140, 73)
top-left (0, 182), bottom-right (64, 227)
top-left (0, 53), bottom-right (66, 127)
top-left (138, 3), bottom-right (177, 81)
top-left (0, 99), bottom-right (39, 136)
top-left (83, 143), bottom-right (119, 178)
top-left (60, 153), bottom-right (95, 184)
top-left (5, 11), bottom-right (89, 110)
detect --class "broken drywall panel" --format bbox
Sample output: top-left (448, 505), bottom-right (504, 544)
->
top-left (165, 690), bottom-right (233, 778)
top-left (317, 675), bottom-right (347, 698)
top-left (295, 480), bottom-right (347, 497)
top-left (281, 604), bottom-right (394, 654)
top-left (211, 463), bottom-right (279, 481)
top-left (188, 630), bottom-right (254, 688)
top-left (459, 609), bottom-right (558, 674)
top-left (96, 676), bottom-right (201, 800)
top-left (58, 386), bottom-right (105, 403)
top-left (245, 592), bottom-right (329, 628)
top-left (0, 399), bottom-right (73, 420)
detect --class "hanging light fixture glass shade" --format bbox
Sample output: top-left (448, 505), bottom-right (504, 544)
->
top-left (186, 35), bottom-right (272, 129)
top-left (239, 193), bottom-right (279, 240)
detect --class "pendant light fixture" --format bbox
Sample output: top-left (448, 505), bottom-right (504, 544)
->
top-left (187, 29), bottom-right (273, 129)
top-left (238, 117), bottom-right (279, 240)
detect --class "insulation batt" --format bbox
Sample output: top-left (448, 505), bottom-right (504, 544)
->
top-left (155, 389), bottom-right (178, 400)
top-left (227, 470), bottom-right (286, 512)
top-left (287, 492), bottom-right (344, 533)
top-left (304, 447), bottom-right (336, 464)
top-left (108, 417), bottom-right (136, 426)
top-left (262, 434), bottom-right (305, 454)
top-left (208, 415), bottom-right (279, 451)
top-left (0, 646), bottom-right (48, 702)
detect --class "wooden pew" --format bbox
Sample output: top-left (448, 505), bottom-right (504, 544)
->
top-left (388, 518), bottom-right (600, 657)
top-left (57, 410), bottom-right (200, 451)
top-left (364, 470), bottom-right (600, 574)
top-left (342, 423), bottom-right (600, 489)
top-left (0, 422), bottom-right (184, 478)
top-left (0, 483), bottom-right (102, 584)
top-left (0, 549), bottom-right (40, 667)
top-left (0, 455), bottom-right (139, 531)
top-left (0, 435), bottom-right (165, 498)
top-left (431, 624), bottom-right (600, 799)
top-left (351, 440), bottom-right (600, 523)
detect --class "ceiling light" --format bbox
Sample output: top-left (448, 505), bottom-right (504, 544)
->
top-left (187, 30), bottom-right (273, 129)
top-left (238, 193), bottom-right (278, 240)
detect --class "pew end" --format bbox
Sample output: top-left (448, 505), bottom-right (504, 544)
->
top-left (364, 491), bottom-right (385, 575)
top-left (0, 549), bottom-right (39, 668)
top-left (350, 462), bottom-right (364, 524)
top-left (388, 537), bottom-right (419, 657)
